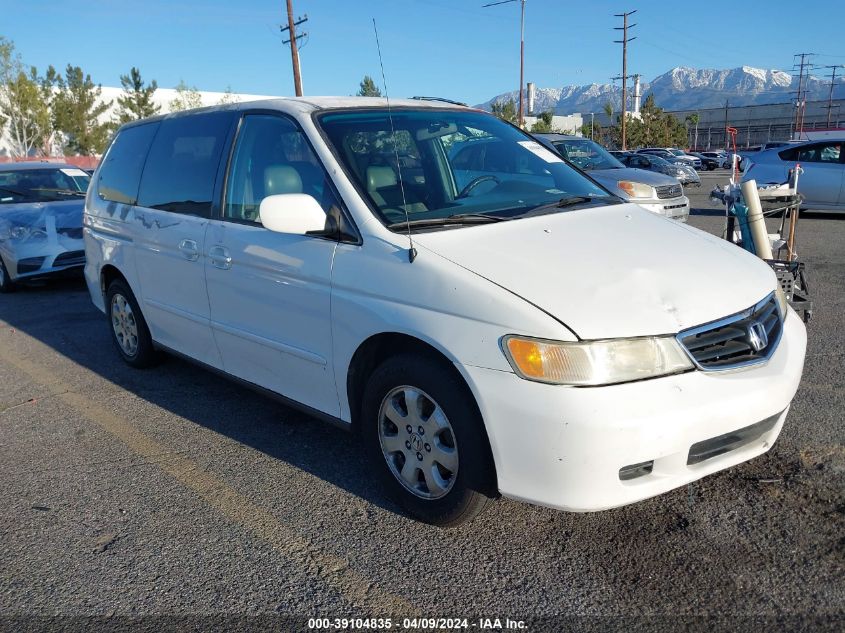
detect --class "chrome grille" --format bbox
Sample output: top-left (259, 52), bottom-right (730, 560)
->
top-left (678, 293), bottom-right (783, 370)
top-left (656, 184), bottom-right (682, 199)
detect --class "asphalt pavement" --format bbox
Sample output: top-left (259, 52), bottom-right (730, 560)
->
top-left (1, 177), bottom-right (843, 632)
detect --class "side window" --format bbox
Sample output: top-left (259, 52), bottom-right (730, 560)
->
top-left (98, 122), bottom-right (159, 204)
top-left (137, 112), bottom-right (231, 217)
top-left (224, 114), bottom-right (336, 224)
top-left (819, 142), bottom-right (842, 163)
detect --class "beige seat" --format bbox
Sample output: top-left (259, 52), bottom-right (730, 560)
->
top-left (365, 166), bottom-right (426, 213)
top-left (264, 165), bottom-right (303, 196)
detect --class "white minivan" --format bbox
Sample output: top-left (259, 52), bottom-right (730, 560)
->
top-left (84, 98), bottom-right (806, 526)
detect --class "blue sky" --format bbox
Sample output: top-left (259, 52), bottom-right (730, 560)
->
top-left (6, 0), bottom-right (845, 105)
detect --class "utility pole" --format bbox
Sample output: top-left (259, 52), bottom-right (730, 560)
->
top-left (483, 0), bottom-right (527, 128)
top-left (724, 99), bottom-right (729, 150)
top-left (614, 10), bottom-right (636, 149)
top-left (791, 53), bottom-right (816, 138)
top-left (280, 0), bottom-right (307, 96)
top-left (822, 65), bottom-right (843, 126)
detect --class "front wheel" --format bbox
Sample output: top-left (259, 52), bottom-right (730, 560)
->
top-left (362, 354), bottom-right (496, 526)
top-left (0, 255), bottom-right (16, 293)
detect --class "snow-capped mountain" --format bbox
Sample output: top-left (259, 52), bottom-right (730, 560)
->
top-left (477, 66), bottom-right (840, 114)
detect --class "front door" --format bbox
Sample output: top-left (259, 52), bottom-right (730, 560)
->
top-left (205, 113), bottom-right (341, 416)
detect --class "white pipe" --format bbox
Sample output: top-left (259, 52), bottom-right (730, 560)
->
top-left (740, 179), bottom-right (774, 260)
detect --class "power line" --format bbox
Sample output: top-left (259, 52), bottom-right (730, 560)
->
top-left (482, 0), bottom-right (526, 127)
top-left (280, 0), bottom-right (308, 96)
top-left (614, 10), bottom-right (636, 150)
top-left (791, 52), bottom-right (816, 136)
top-left (821, 65), bottom-right (844, 126)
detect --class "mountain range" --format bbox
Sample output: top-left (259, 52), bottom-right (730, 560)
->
top-left (476, 66), bottom-right (843, 115)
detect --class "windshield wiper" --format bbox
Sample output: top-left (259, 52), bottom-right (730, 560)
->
top-left (516, 195), bottom-right (619, 219)
top-left (387, 213), bottom-right (506, 230)
top-left (0, 186), bottom-right (28, 197)
top-left (40, 188), bottom-right (86, 197)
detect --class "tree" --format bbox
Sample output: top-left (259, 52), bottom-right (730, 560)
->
top-left (51, 65), bottom-right (112, 155)
top-left (218, 86), bottom-right (239, 105)
top-left (685, 112), bottom-right (700, 150)
top-left (530, 110), bottom-right (555, 133)
top-left (356, 75), bottom-right (382, 97)
top-left (169, 80), bottom-right (203, 112)
top-left (0, 39), bottom-right (51, 158)
top-left (113, 67), bottom-right (159, 124)
top-left (491, 99), bottom-right (517, 125)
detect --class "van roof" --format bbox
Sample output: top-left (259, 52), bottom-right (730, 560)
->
top-left (121, 96), bottom-right (473, 129)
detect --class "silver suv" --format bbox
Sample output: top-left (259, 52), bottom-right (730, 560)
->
top-left (534, 134), bottom-right (689, 221)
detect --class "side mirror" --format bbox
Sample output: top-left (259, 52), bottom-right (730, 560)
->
top-left (259, 194), bottom-right (327, 235)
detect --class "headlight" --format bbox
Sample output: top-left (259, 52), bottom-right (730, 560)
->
top-left (775, 286), bottom-right (789, 317)
top-left (617, 181), bottom-right (654, 198)
top-left (502, 335), bottom-right (694, 386)
top-left (9, 225), bottom-right (47, 241)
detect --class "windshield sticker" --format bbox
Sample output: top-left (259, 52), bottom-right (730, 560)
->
top-left (518, 141), bottom-right (563, 163)
top-left (60, 168), bottom-right (88, 178)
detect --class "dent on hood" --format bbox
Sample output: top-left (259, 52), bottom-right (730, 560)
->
top-left (0, 201), bottom-right (84, 243)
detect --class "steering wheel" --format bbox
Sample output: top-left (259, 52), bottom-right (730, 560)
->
top-left (456, 175), bottom-right (500, 199)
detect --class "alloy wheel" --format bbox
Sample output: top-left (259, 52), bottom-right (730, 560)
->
top-left (111, 293), bottom-right (139, 357)
top-left (377, 385), bottom-right (459, 500)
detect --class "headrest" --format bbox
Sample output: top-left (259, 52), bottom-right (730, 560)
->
top-left (264, 165), bottom-right (303, 196)
top-left (366, 166), bottom-right (397, 191)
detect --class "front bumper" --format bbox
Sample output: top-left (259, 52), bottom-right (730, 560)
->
top-left (460, 308), bottom-right (806, 512)
top-left (637, 196), bottom-right (690, 222)
top-left (1, 235), bottom-right (85, 282)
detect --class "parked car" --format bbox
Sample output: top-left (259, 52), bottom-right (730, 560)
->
top-left (619, 152), bottom-right (701, 187)
top-left (85, 98), bottom-right (806, 526)
top-left (742, 138), bottom-right (845, 211)
top-left (638, 148), bottom-right (702, 169)
top-left (699, 151), bottom-right (730, 168)
top-left (0, 162), bottom-right (90, 291)
top-left (533, 134), bottom-right (689, 221)
top-left (689, 152), bottom-right (719, 171)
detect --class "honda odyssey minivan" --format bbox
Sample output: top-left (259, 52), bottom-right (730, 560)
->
top-left (84, 98), bottom-right (806, 526)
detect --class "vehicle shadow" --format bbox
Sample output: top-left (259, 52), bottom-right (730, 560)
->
top-left (0, 277), bottom-right (404, 518)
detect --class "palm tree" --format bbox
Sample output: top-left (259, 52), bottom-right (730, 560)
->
top-left (685, 113), bottom-right (700, 150)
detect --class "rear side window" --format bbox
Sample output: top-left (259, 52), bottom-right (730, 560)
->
top-left (98, 122), bottom-right (159, 204)
top-left (137, 112), bottom-right (232, 216)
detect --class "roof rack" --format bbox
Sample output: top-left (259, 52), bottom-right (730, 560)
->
top-left (409, 96), bottom-right (469, 107)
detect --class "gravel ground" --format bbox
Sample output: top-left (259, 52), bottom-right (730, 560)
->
top-left (1, 178), bottom-right (842, 632)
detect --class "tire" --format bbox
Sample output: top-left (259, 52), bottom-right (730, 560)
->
top-left (708, 163), bottom-right (716, 171)
top-left (361, 353), bottom-right (496, 527)
top-left (105, 279), bottom-right (159, 368)
top-left (0, 255), bottom-right (16, 293)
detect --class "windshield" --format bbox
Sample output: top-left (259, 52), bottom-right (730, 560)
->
top-left (550, 139), bottom-right (624, 171)
top-left (0, 167), bottom-right (90, 204)
top-left (647, 155), bottom-right (672, 167)
top-left (317, 109), bottom-right (614, 229)
top-left (668, 149), bottom-right (685, 156)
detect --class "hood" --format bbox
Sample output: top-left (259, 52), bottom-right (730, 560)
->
top-left (0, 199), bottom-right (84, 231)
top-left (414, 203), bottom-right (776, 340)
top-left (589, 166), bottom-right (680, 190)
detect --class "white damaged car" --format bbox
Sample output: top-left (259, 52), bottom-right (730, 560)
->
top-left (84, 99), bottom-right (807, 525)
top-left (0, 163), bottom-right (90, 291)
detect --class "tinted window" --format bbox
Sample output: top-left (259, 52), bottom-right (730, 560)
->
top-left (98, 122), bottom-right (159, 204)
top-left (224, 114), bottom-right (337, 223)
top-left (137, 112), bottom-right (232, 216)
top-left (0, 167), bottom-right (90, 204)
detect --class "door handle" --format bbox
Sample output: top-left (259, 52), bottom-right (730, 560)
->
top-left (208, 245), bottom-right (232, 270)
top-left (178, 239), bottom-right (199, 261)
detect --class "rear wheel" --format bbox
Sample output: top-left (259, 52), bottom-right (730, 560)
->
top-left (362, 354), bottom-right (496, 527)
top-left (0, 255), bottom-right (15, 293)
top-left (106, 279), bottom-right (159, 368)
